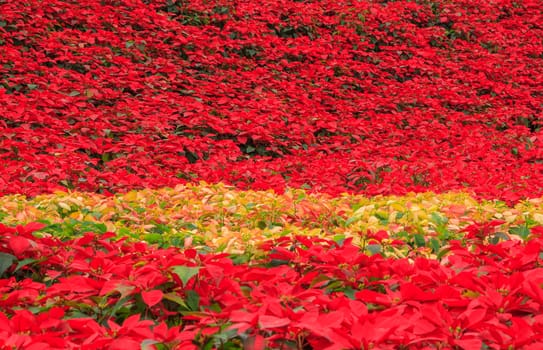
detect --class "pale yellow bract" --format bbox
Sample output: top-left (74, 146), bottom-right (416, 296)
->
top-left (0, 182), bottom-right (541, 254)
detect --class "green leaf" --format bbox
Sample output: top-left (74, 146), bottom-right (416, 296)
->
top-left (429, 237), bottom-right (440, 253)
top-left (374, 212), bottom-right (388, 225)
top-left (366, 244), bottom-right (381, 255)
top-left (345, 215), bottom-right (360, 226)
top-left (509, 225), bottom-right (530, 240)
top-left (366, 303), bottom-right (383, 311)
top-left (172, 265), bottom-right (201, 286)
top-left (230, 253), bottom-right (251, 265)
top-left (79, 221), bottom-right (107, 234)
top-left (413, 234), bottom-right (426, 247)
top-left (244, 202), bottom-right (257, 210)
top-left (269, 259), bottom-right (290, 266)
top-left (333, 234), bottom-right (346, 246)
top-left (144, 233), bottom-right (163, 244)
top-left (99, 295), bottom-right (132, 323)
top-left (202, 340), bottom-right (214, 350)
top-left (431, 212), bottom-right (448, 226)
top-left (343, 287), bottom-right (356, 300)
top-left (325, 280), bottom-right (343, 293)
top-left (0, 253), bottom-right (16, 276)
top-left (163, 293), bottom-right (188, 309)
top-left (15, 258), bottom-right (37, 272)
top-left (490, 231), bottom-right (509, 244)
top-left (435, 225), bottom-right (451, 240)
top-left (207, 302), bottom-right (222, 313)
top-left (186, 290), bottom-right (200, 311)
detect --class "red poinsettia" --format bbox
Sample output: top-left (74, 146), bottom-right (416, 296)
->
top-left (0, 0), bottom-right (541, 202)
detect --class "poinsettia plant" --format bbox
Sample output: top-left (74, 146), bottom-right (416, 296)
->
top-left (0, 0), bottom-right (542, 202)
top-left (1, 222), bottom-right (543, 349)
top-left (2, 0), bottom-right (543, 348)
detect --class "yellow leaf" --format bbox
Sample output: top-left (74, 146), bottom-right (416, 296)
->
top-left (58, 202), bottom-right (71, 211)
top-left (534, 213), bottom-right (543, 224)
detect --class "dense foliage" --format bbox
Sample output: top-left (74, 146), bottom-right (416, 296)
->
top-left (2, 184), bottom-right (543, 254)
top-left (1, 0), bottom-right (542, 200)
top-left (3, 222), bottom-right (543, 349)
top-left (2, 0), bottom-right (543, 348)
top-left (1, 185), bottom-right (543, 348)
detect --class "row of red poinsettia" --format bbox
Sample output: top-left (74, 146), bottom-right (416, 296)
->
top-left (2, 222), bottom-right (543, 349)
top-left (1, 0), bottom-right (543, 201)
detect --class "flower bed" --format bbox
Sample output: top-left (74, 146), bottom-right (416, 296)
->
top-left (2, 185), bottom-right (543, 348)
top-left (2, 0), bottom-right (543, 348)
top-left (2, 183), bottom-right (543, 255)
top-left (3, 221), bottom-right (543, 349)
top-left (1, 0), bottom-right (542, 201)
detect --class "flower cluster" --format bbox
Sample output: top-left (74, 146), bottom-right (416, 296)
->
top-left (1, 0), bottom-right (542, 201)
top-left (2, 222), bottom-right (543, 349)
top-left (2, 0), bottom-right (543, 348)
top-left (2, 184), bottom-right (543, 254)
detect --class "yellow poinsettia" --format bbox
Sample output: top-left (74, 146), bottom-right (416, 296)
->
top-left (0, 182), bottom-right (542, 253)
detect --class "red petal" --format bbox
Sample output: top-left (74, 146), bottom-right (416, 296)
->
top-left (258, 315), bottom-right (290, 329)
top-left (9, 236), bottom-right (30, 255)
top-left (17, 222), bottom-right (46, 235)
top-left (141, 290), bottom-right (163, 307)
